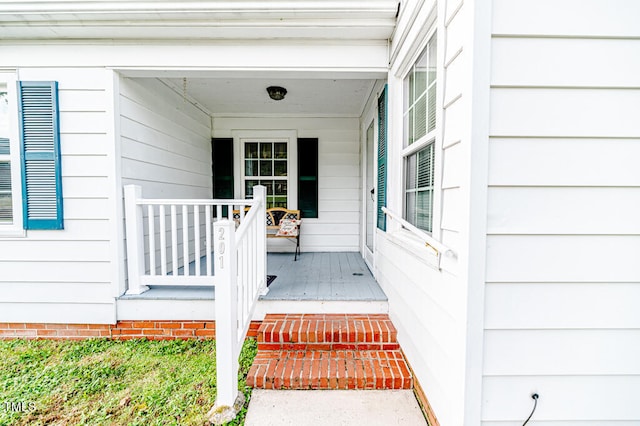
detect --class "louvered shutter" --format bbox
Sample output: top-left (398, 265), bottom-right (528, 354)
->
top-left (376, 85), bottom-right (388, 231)
top-left (298, 138), bottom-right (318, 219)
top-left (17, 81), bottom-right (63, 230)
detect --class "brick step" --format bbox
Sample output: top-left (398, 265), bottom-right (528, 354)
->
top-left (247, 349), bottom-right (413, 390)
top-left (257, 314), bottom-right (398, 350)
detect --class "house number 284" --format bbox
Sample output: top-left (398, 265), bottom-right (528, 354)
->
top-left (218, 228), bottom-right (225, 269)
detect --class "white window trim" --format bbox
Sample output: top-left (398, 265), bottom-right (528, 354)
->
top-left (400, 27), bottom-right (440, 236)
top-left (231, 129), bottom-right (298, 210)
top-left (0, 71), bottom-right (25, 237)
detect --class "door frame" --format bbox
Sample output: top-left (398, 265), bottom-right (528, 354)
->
top-left (360, 84), bottom-right (382, 271)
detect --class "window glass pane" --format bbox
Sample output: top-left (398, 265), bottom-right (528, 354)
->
top-left (417, 144), bottom-right (433, 188)
top-left (408, 108), bottom-right (415, 145)
top-left (260, 143), bottom-right (272, 159)
top-left (245, 142), bottom-right (258, 159)
top-left (245, 160), bottom-right (258, 176)
top-left (274, 181), bottom-right (287, 196)
top-left (0, 87), bottom-right (9, 143)
top-left (414, 94), bottom-right (427, 141)
top-left (427, 33), bottom-right (437, 86)
top-left (405, 143), bottom-right (434, 232)
top-left (415, 51), bottom-right (428, 97)
top-left (408, 71), bottom-right (415, 105)
top-left (274, 160), bottom-right (287, 177)
top-left (245, 180), bottom-right (258, 197)
top-left (427, 85), bottom-right (437, 133)
top-left (0, 162), bottom-right (12, 222)
top-left (416, 190), bottom-right (433, 232)
top-left (261, 180), bottom-right (273, 196)
top-left (406, 154), bottom-right (416, 190)
top-left (274, 143), bottom-right (287, 159)
top-left (259, 160), bottom-right (272, 176)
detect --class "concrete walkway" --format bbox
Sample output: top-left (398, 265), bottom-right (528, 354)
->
top-left (244, 389), bottom-right (428, 426)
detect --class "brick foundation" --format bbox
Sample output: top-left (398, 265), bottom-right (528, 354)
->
top-left (0, 320), bottom-right (261, 340)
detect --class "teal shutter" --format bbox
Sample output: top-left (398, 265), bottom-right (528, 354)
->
top-left (376, 85), bottom-right (388, 231)
top-left (297, 138), bottom-right (318, 218)
top-left (17, 81), bottom-right (63, 230)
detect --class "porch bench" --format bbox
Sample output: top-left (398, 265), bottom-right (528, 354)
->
top-left (266, 208), bottom-right (301, 261)
top-left (233, 207), bottom-right (301, 261)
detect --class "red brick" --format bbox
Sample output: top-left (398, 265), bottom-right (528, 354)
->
top-left (158, 322), bottom-right (181, 329)
top-left (171, 330), bottom-right (195, 337)
top-left (142, 329), bottom-right (165, 336)
top-left (194, 329), bottom-right (215, 337)
top-left (131, 321), bottom-right (155, 329)
top-left (24, 323), bottom-right (46, 329)
top-left (182, 322), bottom-right (205, 329)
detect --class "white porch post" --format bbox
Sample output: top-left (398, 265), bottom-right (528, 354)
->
top-left (212, 219), bottom-right (242, 414)
top-left (254, 185), bottom-right (268, 295)
top-left (124, 184), bottom-right (149, 295)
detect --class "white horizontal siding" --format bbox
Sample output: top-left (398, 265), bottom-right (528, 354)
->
top-left (486, 235), bottom-right (640, 283)
top-left (484, 3), bottom-right (640, 423)
top-left (490, 88), bottom-right (640, 138)
top-left (0, 282), bottom-right (113, 304)
top-left (0, 303), bottom-right (115, 324)
top-left (484, 329), bottom-right (640, 376)
top-left (492, 0), bottom-right (640, 38)
top-left (488, 187), bottom-right (640, 235)
top-left (483, 376), bottom-right (640, 421)
top-left (0, 67), bottom-right (115, 323)
top-left (214, 116), bottom-right (361, 252)
top-left (376, 231), bottom-right (465, 426)
top-left (485, 283), bottom-right (640, 330)
top-left (489, 138), bottom-right (640, 187)
top-left (492, 38), bottom-right (640, 88)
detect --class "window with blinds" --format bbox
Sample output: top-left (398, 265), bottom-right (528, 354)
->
top-left (0, 85), bottom-right (13, 223)
top-left (405, 143), bottom-right (434, 232)
top-left (403, 31), bottom-right (437, 233)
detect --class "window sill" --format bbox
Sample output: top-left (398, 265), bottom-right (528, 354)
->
top-left (384, 228), bottom-right (441, 271)
top-left (0, 227), bottom-right (26, 238)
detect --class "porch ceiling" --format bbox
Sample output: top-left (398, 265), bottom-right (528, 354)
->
top-left (163, 77), bottom-right (377, 116)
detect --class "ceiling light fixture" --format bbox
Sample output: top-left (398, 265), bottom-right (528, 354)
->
top-left (266, 86), bottom-right (287, 101)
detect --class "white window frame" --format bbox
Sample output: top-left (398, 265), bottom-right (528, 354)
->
top-left (401, 29), bottom-right (438, 234)
top-left (0, 71), bottom-right (25, 237)
top-left (231, 129), bottom-right (298, 210)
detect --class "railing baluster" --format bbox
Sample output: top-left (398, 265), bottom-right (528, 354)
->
top-left (216, 205), bottom-right (222, 221)
top-left (148, 205), bottom-right (156, 276)
top-left (182, 205), bottom-right (189, 276)
top-left (160, 205), bottom-right (167, 276)
top-left (194, 205), bottom-right (200, 276)
top-left (205, 205), bottom-right (212, 276)
top-left (171, 204), bottom-right (178, 276)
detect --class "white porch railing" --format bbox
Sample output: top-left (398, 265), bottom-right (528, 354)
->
top-left (123, 184), bottom-right (267, 416)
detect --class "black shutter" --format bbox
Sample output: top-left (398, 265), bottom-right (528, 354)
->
top-left (297, 138), bottom-right (318, 218)
top-left (212, 138), bottom-right (234, 216)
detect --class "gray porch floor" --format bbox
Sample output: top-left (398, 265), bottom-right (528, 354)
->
top-left (121, 252), bottom-right (386, 302)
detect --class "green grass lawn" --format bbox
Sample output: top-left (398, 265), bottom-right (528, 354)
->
top-left (0, 338), bottom-right (257, 426)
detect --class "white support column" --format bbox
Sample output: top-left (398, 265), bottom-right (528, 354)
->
top-left (254, 185), bottom-right (268, 296)
top-left (212, 219), bottom-right (241, 415)
top-left (124, 185), bottom-right (149, 295)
